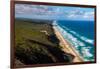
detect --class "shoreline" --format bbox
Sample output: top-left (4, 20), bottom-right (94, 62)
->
top-left (52, 26), bottom-right (84, 62)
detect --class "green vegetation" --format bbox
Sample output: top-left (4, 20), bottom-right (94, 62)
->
top-left (15, 19), bottom-right (74, 66)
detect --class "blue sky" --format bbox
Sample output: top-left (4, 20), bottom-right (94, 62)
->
top-left (15, 4), bottom-right (95, 21)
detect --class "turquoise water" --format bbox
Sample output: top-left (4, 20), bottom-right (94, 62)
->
top-left (53, 20), bottom-right (95, 61)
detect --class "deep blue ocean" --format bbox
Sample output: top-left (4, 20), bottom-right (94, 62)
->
top-left (53, 20), bottom-right (95, 61)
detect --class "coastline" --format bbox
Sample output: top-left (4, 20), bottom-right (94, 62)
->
top-left (53, 25), bottom-right (84, 62)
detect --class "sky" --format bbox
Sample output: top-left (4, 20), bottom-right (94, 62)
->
top-left (15, 4), bottom-right (95, 21)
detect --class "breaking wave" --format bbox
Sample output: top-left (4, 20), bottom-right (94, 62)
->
top-left (53, 21), bottom-right (94, 61)
top-left (62, 26), bottom-right (94, 45)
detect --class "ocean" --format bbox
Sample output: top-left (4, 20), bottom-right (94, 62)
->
top-left (53, 20), bottom-right (95, 61)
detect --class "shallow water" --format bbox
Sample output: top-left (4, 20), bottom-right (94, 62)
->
top-left (53, 20), bottom-right (95, 61)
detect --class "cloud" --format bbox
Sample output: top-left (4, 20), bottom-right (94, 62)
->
top-left (15, 4), bottom-right (32, 14)
top-left (66, 9), bottom-right (94, 20)
top-left (15, 4), bottom-right (57, 15)
top-left (15, 4), bottom-right (94, 20)
top-left (83, 11), bottom-right (94, 18)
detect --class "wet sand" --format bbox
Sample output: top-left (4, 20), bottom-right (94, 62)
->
top-left (53, 26), bottom-right (84, 62)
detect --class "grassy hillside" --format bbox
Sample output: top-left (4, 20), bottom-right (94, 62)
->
top-left (15, 19), bottom-right (74, 66)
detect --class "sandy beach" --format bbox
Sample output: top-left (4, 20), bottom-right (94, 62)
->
top-left (53, 26), bottom-right (84, 62)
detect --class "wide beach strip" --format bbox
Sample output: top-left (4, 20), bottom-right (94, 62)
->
top-left (52, 21), bottom-right (83, 62)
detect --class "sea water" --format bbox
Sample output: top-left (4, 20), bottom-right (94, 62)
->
top-left (53, 20), bottom-right (95, 61)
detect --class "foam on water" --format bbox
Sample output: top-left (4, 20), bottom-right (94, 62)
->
top-left (82, 47), bottom-right (93, 58)
top-left (53, 21), bottom-right (94, 61)
top-left (62, 26), bottom-right (94, 45)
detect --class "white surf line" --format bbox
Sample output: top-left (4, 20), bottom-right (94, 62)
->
top-left (62, 26), bottom-right (94, 45)
top-left (56, 25), bottom-right (94, 61)
top-left (53, 26), bottom-right (84, 62)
